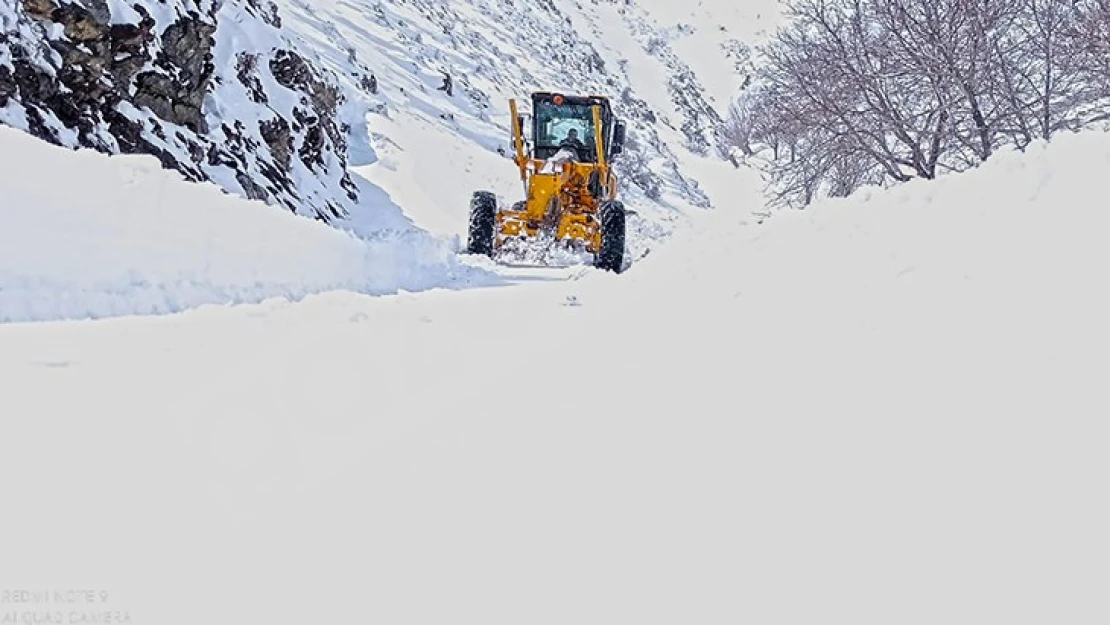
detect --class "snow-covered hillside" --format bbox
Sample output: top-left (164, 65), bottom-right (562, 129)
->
top-left (2, 0), bottom-right (779, 257)
top-left (4, 102), bottom-right (1109, 625)
top-left (270, 0), bottom-right (769, 254)
top-left (633, 0), bottom-right (783, 106)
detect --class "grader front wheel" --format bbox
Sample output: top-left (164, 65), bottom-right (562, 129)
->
top-left (595, 200), bottom-right (626, 273)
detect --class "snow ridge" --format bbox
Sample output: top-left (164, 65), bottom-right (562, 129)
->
top-left (0, 125), bottom-right (488, 324)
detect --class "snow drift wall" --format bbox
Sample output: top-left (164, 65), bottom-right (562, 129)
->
top-left (0, 125), bottom-right (484, 323)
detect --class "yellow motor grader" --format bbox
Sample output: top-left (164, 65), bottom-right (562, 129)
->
top-left (466, 91), bottom-right (629, 272)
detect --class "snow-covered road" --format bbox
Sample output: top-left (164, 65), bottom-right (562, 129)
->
top-left (5, 123), bottom-right (1110, 625)
top-left (4, 158), bottom-right (1109, 624)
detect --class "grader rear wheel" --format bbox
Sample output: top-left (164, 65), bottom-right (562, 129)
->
top-left (466, 191), bottom-right (497, 256)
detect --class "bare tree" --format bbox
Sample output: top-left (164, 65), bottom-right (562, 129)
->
top-left (984, 0), bottom-right (1098, 146)
top-left (1065, 0), bottom-right (1110, 123)
top-left (725, 0), bottom-right (1110, 207)
top-left (738, 0), bottom-right (952, 206)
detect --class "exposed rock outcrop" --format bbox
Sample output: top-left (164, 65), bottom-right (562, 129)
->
top-left (0, 0), bottom-right (361, 222)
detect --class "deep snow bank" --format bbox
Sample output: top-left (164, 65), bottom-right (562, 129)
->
top-left (625, 128), bottom-right (1110, 305)
top-left (599, 128), bottom-right (1110, 424)
top-left (0, 126), bottom-right (487, 323)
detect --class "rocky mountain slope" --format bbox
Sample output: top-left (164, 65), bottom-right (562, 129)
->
top-left (1, 0), bottom-right (363, 221)
top-left (1, 0), bottom-right (774, 243)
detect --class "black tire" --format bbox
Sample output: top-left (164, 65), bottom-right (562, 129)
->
top-left (467, 191), bottom-right (497, 256)
top-left (595, 200), bottom-right (626, 273)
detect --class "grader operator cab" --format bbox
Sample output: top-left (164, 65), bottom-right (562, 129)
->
top-left (466, 91), bottom-right (629, 272)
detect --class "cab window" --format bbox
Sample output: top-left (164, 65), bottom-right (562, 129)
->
top-left (534, 101), bottom-right (598, 150)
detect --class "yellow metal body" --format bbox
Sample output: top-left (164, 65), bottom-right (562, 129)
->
top-left (498, 97), bottom-right (618, 253)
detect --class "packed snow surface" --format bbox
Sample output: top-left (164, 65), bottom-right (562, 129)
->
top-left (2, 122), bottom-right (1109, 623)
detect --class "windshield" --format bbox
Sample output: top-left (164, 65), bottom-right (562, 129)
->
top-left (534, 101), bottom-right (602, 149)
